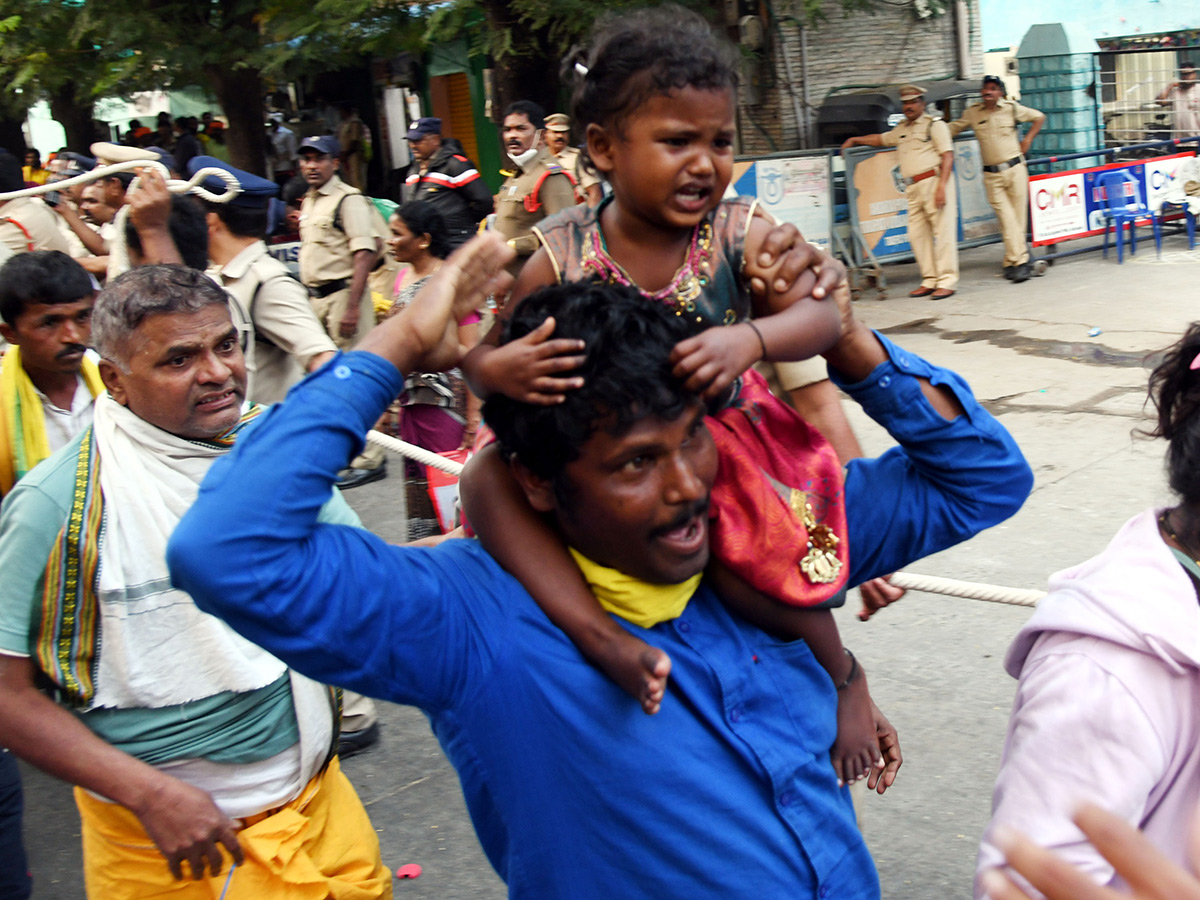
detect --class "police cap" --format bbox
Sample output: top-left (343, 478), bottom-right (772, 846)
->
top-left (298, 135), bottom-right (339, 157)
top-left (186, 156), bottom-right (279, 209)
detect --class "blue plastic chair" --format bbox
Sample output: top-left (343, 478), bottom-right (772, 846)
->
top-left (1157, 199), bottom-right (1197, 251)
top-left (1095, 169), bottom-right (1161, 263)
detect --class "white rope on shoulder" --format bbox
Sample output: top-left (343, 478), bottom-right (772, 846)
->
top-left (365, 430), bottom-right (1048, 607)
top-left (0, 159), bottom-right (243, 204)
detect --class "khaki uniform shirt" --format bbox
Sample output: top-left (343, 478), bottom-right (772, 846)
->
top-left (554, 146), bottom-right (599, 193)
top-left (947, 99), bottom-right (1043, 166)
top-left (298, 175), bottom-right (377, 287)
top-left (208, 241), bottom-right (337, 405)
top-left (879, 113), bottom-right (953, 180)
top-left (493, 148), bottom-right (578, 258)
top-left (0, 197), bottom-right (70, 255)
top-left (338, 116), bottom-right (365, 155)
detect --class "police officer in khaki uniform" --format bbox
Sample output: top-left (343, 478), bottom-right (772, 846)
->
top-left (188, 156), bottom-right (337, 406)
top-left (842, 84), bottom-right (959, 299)
top-left (297, 135), bottom-right (379, 350)
top-left (544, 113), bottom-right (602, 206)
top-left (948, 75), bottom-right (1044, 283)
top-left (297, 134), bottom-right (389, 489)
top-left (0, 150), bottom-right (70, 256)
top-left (492, 101), bottom-right (577, 277)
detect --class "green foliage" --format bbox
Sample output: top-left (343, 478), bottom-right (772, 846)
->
top-left (428, 0), bottom-right (713, 62)
top-left (0, 0), bottom-right (429, 116)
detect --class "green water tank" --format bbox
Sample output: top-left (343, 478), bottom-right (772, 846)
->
top-left (1016, 23), bottom-right (1103, 169)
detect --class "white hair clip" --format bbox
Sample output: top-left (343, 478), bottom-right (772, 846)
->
top-left (575, 62), bottom-right (590, 77)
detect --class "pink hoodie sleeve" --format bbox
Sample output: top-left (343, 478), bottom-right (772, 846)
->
top-left (975, 634), bottom-right (1168, 899)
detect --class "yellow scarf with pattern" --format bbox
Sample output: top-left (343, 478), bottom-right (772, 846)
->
top-left (0, 346), bottom-right (104, 495)
top-left (569, 547), bottom-right (701, 628)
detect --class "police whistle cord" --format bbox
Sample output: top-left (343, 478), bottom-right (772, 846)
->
top-left (365, 429), bottom-right (1049, 608)
top-left (0, 159), bottom-right (243, 204)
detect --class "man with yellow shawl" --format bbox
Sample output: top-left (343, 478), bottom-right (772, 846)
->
top-left (0, 265), bottom-right (390, 899)
top-left (0, 251), bottom-right (103, 500)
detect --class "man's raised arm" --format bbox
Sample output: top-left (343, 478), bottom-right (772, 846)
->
top-left (825, 310), bottom-right (1033, 585)
top-left (167, 235), bottom-right (514, 706)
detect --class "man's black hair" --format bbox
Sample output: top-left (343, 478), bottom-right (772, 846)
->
top-left (200, 200), bottom-right (268, 239)
top-left (103, 172), bottom-right (135, 190)
top-left (484, 282), bottom-right (695, 491)
top-left (125, 195), bottom-right (209, 271)
top-left (0, 251), bottom-right (94, 325)
top-left (0, 151), bottom-right (23, 192)
top-left (281, 175), bottom-right (308, 207)
top-left (504, 101), bottom-right (546, 131)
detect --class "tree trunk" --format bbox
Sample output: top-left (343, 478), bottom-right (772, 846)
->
top-left (476, 0), bottom-right (562, 118)
top-left (48, 83), bottom-right (97, 151)
top-left (0, 113), bottom-right (28, 156)
top-left (204, 64), bottom-right (268, 175)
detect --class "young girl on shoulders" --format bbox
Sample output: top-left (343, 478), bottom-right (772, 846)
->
top-left (462, 5), bottom-right (889, 787)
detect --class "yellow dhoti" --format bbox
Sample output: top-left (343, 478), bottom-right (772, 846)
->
top-left (75, 756), bottom-right (392, 899)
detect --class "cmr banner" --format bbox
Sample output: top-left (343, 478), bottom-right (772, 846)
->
top-left (1029, 153), bottom-right (1194, 246)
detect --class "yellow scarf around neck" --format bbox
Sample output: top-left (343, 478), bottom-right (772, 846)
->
top-left (569, 547), bottom-right (702, 628)
top-left (0, 346), bottom-right (104, 494)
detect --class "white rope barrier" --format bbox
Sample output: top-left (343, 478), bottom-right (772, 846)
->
top-left (365, 430), bottom-right (1048, 608)
top-left (0, 159), bottom-right (243, 204)
top-left (888, 572), bottom-right (1045, 607)
top-left (366, 429), bottom-right (467, 476)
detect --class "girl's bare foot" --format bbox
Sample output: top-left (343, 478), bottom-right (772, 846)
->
top-left (832, 672), bottom-right (882, 787)
top-left (592, 632), bottom-right (672, 714)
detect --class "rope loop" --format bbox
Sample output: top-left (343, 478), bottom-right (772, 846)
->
top-left (0, 160), bottom-right (243, 204)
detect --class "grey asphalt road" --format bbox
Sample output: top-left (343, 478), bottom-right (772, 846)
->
top-left (16, 233), bottom-right (1198, 899)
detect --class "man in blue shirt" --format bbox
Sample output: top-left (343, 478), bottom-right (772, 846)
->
top-left (170, 235), bottom-right (1033, 899)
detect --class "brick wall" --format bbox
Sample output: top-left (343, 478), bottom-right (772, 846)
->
top-left (736, 0), bottom-right (983, 153)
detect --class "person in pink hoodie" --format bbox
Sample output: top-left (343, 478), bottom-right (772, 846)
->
top-left (977, 322), bottom-right (1200, 899)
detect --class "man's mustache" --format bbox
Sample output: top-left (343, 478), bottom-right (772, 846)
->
top-left (651, 499), bottom-right (711, 539)
top-left (57, 344), bottom-right (87, 359)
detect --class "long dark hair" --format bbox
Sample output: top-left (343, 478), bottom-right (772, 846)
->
top-left (1147, 323), bottom-right (1200, 501)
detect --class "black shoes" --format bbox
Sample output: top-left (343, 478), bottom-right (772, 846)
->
top-left (337, 721), bottom-right (381, 758)
top-left (1010, 262), bottom-right (1032, 283)
top-left (336, 458), bottom-right (387, 489)
top-left (1003, 266), bottom-right (1015, 281)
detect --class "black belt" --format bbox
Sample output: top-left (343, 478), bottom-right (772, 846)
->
top-left (308, 279), bottom-right (348, 299)
top-left (984, 156), bottom-right (1024, 173)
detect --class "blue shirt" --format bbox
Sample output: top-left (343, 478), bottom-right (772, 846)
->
top-left (169, 338), bottom-right (1031, 899)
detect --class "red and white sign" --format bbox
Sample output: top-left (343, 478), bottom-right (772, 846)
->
top-left (1029, 153), bottom-right (1194, 246)
top-left (1029, 171), bottom-right (1087, 245)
